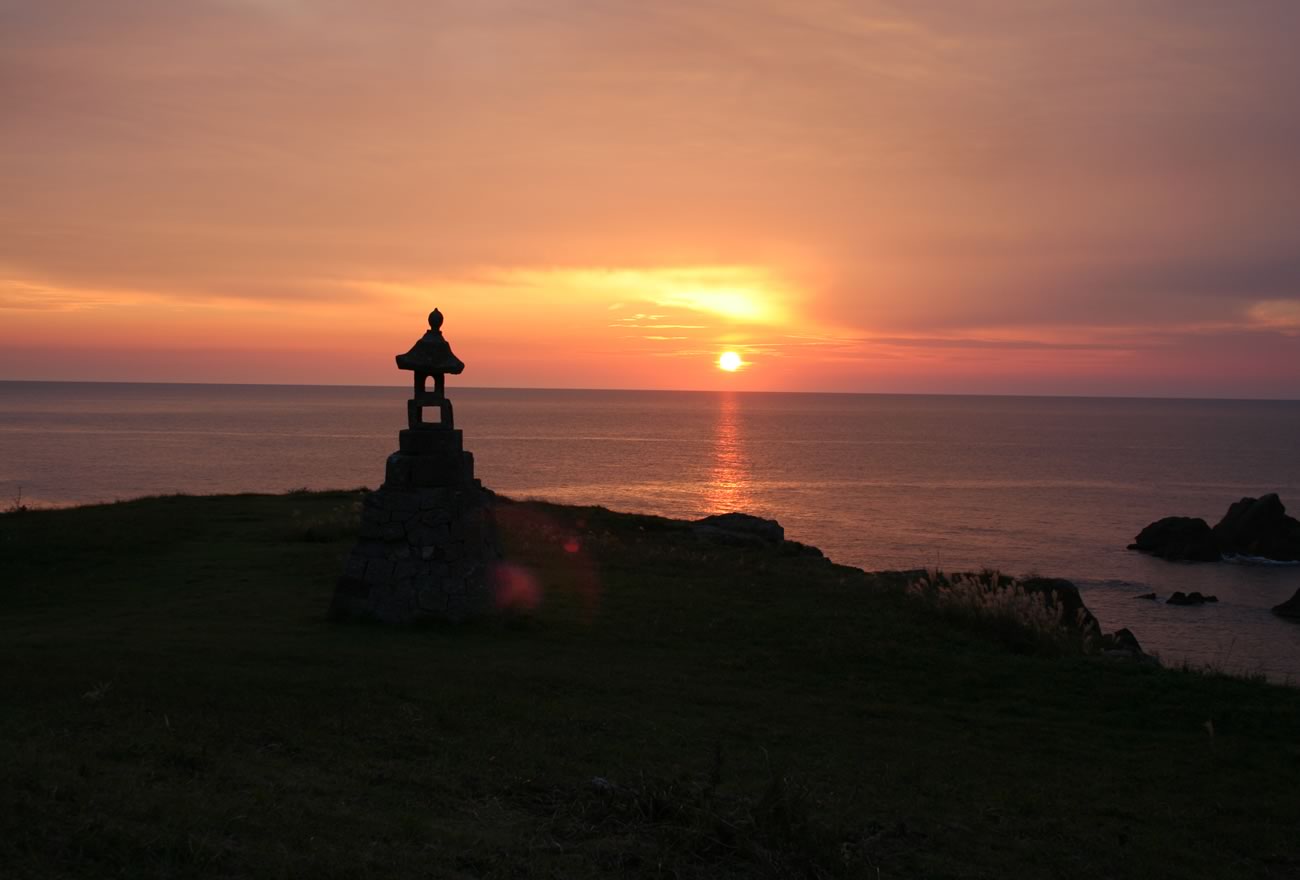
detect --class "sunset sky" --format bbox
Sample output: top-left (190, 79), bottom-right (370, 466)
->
top-left (3, 1), bottom-right (1299, 396)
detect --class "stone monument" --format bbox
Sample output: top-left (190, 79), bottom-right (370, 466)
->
top-left (331, 308), bottom-right (499, 623)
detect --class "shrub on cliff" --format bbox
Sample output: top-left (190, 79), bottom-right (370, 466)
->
top-left (907, 570), bottom-right (1098, 657)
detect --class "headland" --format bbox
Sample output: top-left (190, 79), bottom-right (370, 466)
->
top-left (2, 490), bottom-right (1297, 878)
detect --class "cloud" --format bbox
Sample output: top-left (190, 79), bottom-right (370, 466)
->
top-left (1248, 300), bottom-right (1300, 332)
top-left (0, 278), bottom-right (109, 311)
top-left (2, 1), bottom-right (1299, 391)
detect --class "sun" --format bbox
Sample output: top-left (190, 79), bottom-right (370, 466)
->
top-left (718, 351), bottom-right (743, 372)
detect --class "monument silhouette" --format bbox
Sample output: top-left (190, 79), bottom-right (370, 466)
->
top-left (331, 308), bottom-right (499, 622)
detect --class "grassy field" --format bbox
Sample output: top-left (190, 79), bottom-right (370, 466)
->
top-left (2, 490), bottom-right (1298, 879)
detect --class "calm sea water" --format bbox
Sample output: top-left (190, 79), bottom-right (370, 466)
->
top-left (3, 381), bottom-right (1299, 681)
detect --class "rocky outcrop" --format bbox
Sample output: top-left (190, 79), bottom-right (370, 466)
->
top-left (1166, 591), bottom-right (1218, 606)
top-left (1128, 517), bottom-right (1221, 561)
top-left (693, 512), bottom-right (784, 546)
top-left (1212, 494), bottom-right (1300, 561)
top-left (1101, 627), bottom-right (1143, 654)
top-left (692, 512), bottom-right (827, 558)
top-left (1020, 577), bottom-right (1103, 641)
top-left (779, 539), bottom-right (824, 558)
top-left (1129, 494), bottom-right (1300, 563)
top-left (1273, 588), bottom-right (1300, 621)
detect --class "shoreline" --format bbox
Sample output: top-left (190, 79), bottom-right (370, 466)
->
top-left (9, 487), bottom-right (1298, 684)
top-left (3, 486), bottom-right (1289, 685)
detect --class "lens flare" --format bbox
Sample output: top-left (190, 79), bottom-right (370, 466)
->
top-left (490, 562), bottom-right (543, 611)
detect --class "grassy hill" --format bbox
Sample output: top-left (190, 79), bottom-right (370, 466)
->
top-left (2, 491), bottom-right (1298, 879)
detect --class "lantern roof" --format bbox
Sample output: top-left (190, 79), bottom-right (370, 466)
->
top-left (396, 309), bottom-right (465, 376)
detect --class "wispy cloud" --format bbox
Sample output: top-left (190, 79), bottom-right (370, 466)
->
top-left (2, 1), bottom-right (1299, 392)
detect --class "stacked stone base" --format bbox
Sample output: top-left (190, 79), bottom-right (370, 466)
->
top-left (332, 425), bottom-right (499, 623)
top-left (332, 485), bottom-right (498, 623)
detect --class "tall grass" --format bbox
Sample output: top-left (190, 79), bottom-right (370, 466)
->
top-left (907, 569), bottom-right (1096, 657)
top-left (3, 486), bottom-right (28, 515)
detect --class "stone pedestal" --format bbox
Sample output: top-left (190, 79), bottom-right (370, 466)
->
top-left (331, 427), bottom-right (499, 624)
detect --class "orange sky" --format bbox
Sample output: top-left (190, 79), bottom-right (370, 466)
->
top-left (3, 1), bottom-right (1299, 397)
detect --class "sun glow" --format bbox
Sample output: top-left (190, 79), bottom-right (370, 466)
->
top-left (718, 351), bottom-right (743, 372)
top-left (517, 267), bottom-right (788, 325)
top-left (668, 288), bottom-right (771, 323)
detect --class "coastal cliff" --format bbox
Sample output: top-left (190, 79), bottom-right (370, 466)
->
top-left (2, 490), bottom-right (1297, 879)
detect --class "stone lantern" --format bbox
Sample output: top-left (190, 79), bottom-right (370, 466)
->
top-left (331, 309), bottom-right (499, 623)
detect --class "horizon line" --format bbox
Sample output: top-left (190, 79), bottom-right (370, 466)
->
top-left (1, 377), bottom-right (1298, 404)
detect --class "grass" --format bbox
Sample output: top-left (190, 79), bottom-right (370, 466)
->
top-left (905, 570), bottom-right (1097, 658)
top-left (1, 490), bottom-right (1298, 878)
top-left (5, 485), bottom-right (28, 515)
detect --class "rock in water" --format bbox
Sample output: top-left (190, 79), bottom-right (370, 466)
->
top-left (1128, 517), bottom-right (1221, 562)
top-left (1212, 494), bottom-right (1300, 561)
top-left (1273, 588), bottom-right (1300, 621)
top-left (1167, 591), bottom-right (1215, 606)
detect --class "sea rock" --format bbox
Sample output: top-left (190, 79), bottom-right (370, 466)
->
top-left (1272, 588), bottom-right (1300, 621)
top-left (1128, 517), bottom-right (1221, 562)
top-left (693, 512), bottom-right (785, 547)
top-left (1134, 592), bottom-right (1158, 601)
top-left (1212, 494), bottom-right (1300, 561)
top-left (1166, 591), bottom-right (1216, 606)
top-left (1132, 494), bottom-right (1300, 564)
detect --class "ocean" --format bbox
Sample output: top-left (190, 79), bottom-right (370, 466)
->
top-left (3, 380), bottom-right (1299, 681)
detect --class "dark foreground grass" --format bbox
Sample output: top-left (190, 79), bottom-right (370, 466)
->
top-left (1, 491), bottom-right (1298, 879)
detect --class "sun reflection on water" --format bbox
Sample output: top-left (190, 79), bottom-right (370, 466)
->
top-left (704, 392), bottom-right (753, 514)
